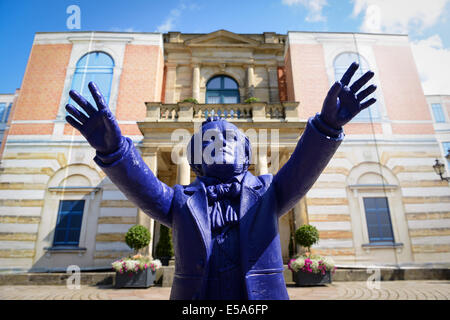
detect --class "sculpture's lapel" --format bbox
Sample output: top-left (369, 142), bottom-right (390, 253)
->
top-left (185, 172), bottom-right (263, 256)
top-left (239, 172), bottom-right (263, 278)
top-left (185, 179), bottom-right (211, 255)
top-left (239, 171), bottom-right (263, 221)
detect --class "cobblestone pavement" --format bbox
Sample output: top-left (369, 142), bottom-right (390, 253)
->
top-left (0, 281), bottom-right (449, 300)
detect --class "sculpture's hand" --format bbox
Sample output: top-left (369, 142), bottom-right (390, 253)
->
top-left (320, 62), bottom-right (377, 130)
top-left (65, 82), bottom-right (123, 154)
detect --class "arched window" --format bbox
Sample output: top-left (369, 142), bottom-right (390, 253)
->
top-left (69, 52), bottom-right (114, 113)
top-left (206, 75), bottom-right (240, 104)
top-left (334, 52), bottom-right (380, 121)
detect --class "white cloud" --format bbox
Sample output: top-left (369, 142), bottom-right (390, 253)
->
top-left (352, 0), bottom-right (449, 34)
top-left (156, 2), bottom-right (200, 33)
top-left (109, 27), bottom-right (140, 33)
top-left (282, 0), bottom-right (328, 22)
top-left (411, 35), bottom-right (450, 95)
top-left (352, 1), bottom-right (450, 94)
top-left (156, 7), bottom-right (182, 33)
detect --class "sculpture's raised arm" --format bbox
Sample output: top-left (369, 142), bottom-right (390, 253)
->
top-left (273, 62), bottom-right (377, 216)
top-left (66, 82), bottom-right (174, 227)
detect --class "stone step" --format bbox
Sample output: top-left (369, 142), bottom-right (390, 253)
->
top-left (1, 266), bottom-right (449, 287)
top-left (0, 272), bottom-right (115, 286)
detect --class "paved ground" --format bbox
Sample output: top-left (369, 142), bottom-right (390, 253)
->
top-left (0, 281), bottom-right (449, 300)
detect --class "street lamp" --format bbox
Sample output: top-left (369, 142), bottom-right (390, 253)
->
top-left (433, 159), bottom-right (450, 181)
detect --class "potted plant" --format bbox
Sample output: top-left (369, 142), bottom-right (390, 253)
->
top-left (181, 97), bottom-right (199, 104)
top-left (112, 224), bottom-right (162, 288)
top-left (288, 224), bottom-right (337, 286)
top-left (244, 97), bottom-right (259, 104)
top-left (155, 224), bottom-right (174, 266)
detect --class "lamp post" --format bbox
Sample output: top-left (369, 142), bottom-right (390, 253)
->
top-left (433, 159), bottom-right (450, 181)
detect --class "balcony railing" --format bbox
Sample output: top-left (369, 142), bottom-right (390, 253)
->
top-left (145, 101), bottom-right (300, 122)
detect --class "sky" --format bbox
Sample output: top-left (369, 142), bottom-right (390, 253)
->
top-left (0, 0), bottom-right (449, 95)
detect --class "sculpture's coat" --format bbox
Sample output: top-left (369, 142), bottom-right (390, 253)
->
top-left (65, 62), bottom-right (377, 300)
top-left (94, 117), bottom-right (343, 300)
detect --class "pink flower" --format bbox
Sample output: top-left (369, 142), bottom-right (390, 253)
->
top-left (288, 258), bottom-right (297, 271)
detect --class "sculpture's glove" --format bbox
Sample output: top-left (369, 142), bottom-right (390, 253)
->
top-left (319, 62), bottom-right (377, 131)
top-left (65, 82), bottom-right (124, 155)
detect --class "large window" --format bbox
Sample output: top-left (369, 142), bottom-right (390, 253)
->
top-left (0, 103), bottom-right (5, 122)
top-left (334, 52), bottom-right (380, 121)
top-left (0, 103), bottom-right (12, 124)
top-left (4, 103), bottom-right (12, 123)
top-left (69, 52), bottom-right (114, 114)
top-left (206, 75), bottom-right (240, 104)
top-left (443, 142), bottom-right (450, 167)
top-left (363, 197), bottom-right (394, 243)
top-left (431, 103), bottom-right (446, 123)
top-left (53, 200), bottom-right (85, 246)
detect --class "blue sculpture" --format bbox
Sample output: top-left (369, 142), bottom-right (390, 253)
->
top-left (66, 62), bottom-right (376, 300)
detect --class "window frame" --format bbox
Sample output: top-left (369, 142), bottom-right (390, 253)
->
top-left (442, 142), bottom-right (450, 170)
top-left (431, 103), bottom-right (446, 123)
top-left (333, 52), bottom-right (381, 122)
top-left (4, 103), bottom-right (12, 123)
top-left (0, 103), bottom-right (6, 123)
top-left (53, 199), bottom-right (86, 247)
top-left (206, 75), bottom-right (240, 104)
top-left (68, 51), bottom-right (115, 116)
top-left (362, 196), bottom-right (395, 244)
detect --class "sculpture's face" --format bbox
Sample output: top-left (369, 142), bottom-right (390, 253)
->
top-left (199, 120), bottom-right (247, 181)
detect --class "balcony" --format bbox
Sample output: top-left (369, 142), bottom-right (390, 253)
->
top-left (144, 101), bottom-right (301, 123)
top-left (137, 101), bottom-right (306, 155)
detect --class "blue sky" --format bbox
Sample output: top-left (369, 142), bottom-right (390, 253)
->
top-left (0, 0), bottom-right (449, 94)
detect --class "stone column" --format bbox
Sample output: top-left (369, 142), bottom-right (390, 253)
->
top-left (138, 147), bottom-right (158, 258)
top-left (293, 197), bottom-right (310, 255)
top-left (267, 65), bottom-right (279, 103)
top-left (164, 62), bottom-right (177, 104)
top-left (256, 152), bottom-right (268, 176)
top-left (246, 65), bottom-right (255, 98)
top-left (192, 64), bottom-right (200, 102)
top-left (176, 154), bottom-right (191, 185)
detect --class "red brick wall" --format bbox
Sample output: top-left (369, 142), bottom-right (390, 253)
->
top-left (374, 45), bottom-right (432, 135)
top-left (345, 123), bottom-right (383, 135)
top-left (115, 44), bottom-right (164, 135)
top-left (391, 123), bottom-right (434, 134)
top-left (9, 124), bottom-right (54, 135)
top-left (11, 44), bottom-right (72, 134)
top-left (287, 44), bottom-right (329, 119)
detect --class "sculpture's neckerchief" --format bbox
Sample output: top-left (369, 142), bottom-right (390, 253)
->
top-left (198, 172), bottom-right (245, 230)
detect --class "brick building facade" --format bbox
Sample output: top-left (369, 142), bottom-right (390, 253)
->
top-left (0, 30), bottom-right (448, 272)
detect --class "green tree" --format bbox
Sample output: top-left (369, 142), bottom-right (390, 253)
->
top-left (295, 224), bottom-right (319, 256)
top-left (155, 224), bottom-right (174, 262)
top-left (125, 225), bottom-right (151, 255)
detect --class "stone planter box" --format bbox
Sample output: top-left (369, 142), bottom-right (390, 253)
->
top-left (159, 257), bottom-right (171, 266)
top-left (293, 270), bottom-right (331, 287)
top-left (115, 268), bottom-right (156, 288)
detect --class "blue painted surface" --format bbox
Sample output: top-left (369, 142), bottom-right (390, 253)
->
top-left (66, 62), bottom-right (377, 299)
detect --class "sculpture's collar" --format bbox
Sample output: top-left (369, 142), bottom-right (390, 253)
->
top-left (184, 171), bottom-right (262, 196)
top-left (197, 172), bottom-right (246, 187)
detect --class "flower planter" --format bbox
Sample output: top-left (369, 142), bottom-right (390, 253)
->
top-left (115, 268), bottom-right (156, 288)
top-left (159, 256), bottom-right (171, 266)
top-left (293, 270), bottom-right (331, 287)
